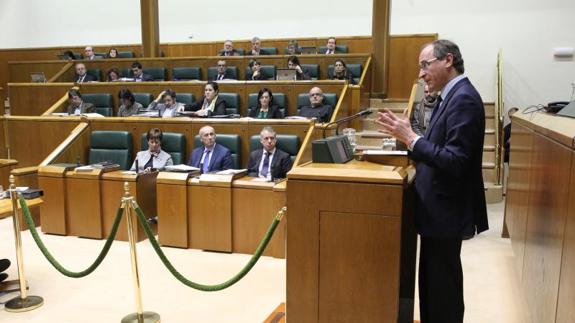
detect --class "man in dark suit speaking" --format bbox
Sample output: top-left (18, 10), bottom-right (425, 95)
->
top-left (376, 39), bottom-right (488, 323)
top-left (247, 127), bottom-right (293, 180)
top-left (188, 125), bottom-right (233, 173)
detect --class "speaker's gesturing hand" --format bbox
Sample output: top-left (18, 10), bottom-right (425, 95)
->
top-left (375, 109), bottom-right (418, 147)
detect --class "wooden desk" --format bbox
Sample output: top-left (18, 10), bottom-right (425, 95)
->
top-left (0, 159), bottom-right (18, 189)
top-left (0, 198), bottom-right (43, 230)
top-left (37, 164), bottom-right (70, 234)
top-left (286, 160), bottom-right (416, 323)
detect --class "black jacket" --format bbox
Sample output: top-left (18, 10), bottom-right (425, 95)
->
top-left (247, 148), bottom-right (293, 179)
top-left (248, 105), bottom-right (283, 119)
top-left (186, 96), bottom-right (227, 116)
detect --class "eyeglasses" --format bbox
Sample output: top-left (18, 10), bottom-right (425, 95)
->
top-left (310, 93), bottom-right (323, 97)
top-left (419, 57), bottom-right (438, 70)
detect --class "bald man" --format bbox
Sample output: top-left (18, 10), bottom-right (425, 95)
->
top-left (187, 126), bottom-right (233, 173)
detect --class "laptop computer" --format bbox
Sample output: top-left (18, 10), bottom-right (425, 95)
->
top-left (276, 69), bottom-right (297, 81)
top-left (30, 72), bottom-right (47, 83)
top-left (557, 101), bottom-right (575, 118)
top-left (300, 46), bottom-right (317, 54)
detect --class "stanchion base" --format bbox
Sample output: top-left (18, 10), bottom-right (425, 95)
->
top-left (121, 312), bottom-right (161, 323)
top-left (4, 295), bottom-right (44, 313)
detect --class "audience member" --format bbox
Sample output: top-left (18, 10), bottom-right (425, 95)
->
top-left (247, 127), bottom-right (293, 180)
top-left (74, 63), bottom-right (96, 83)
top-left (0, 258), bottom-right (10, 283)
top-left (410, 84), bottom-right (438, 136)
top-left (117, 89), bottom-right (143, 117)
top-left (66, 89), bottom-right (95, 115)
top-left (248, 88), bottom-right (282, 119)
top-left (106, 48), bottom-right (119, 59)
top-left (209, 60), bottom-right (234, 81)
top-left (324, 37), bottom-right (337, 54)
top-left (84, 46), bottom-right (100, 60)
top-left (248, 59), bottom-right (265, 80)
top-left (286, 40), bottom-right (302, 55)
top-left (106, 68), bottom-right (121, 82)
top-left (131, 61), bottom-right (153, 82)
top-left (220, 40), bottom-right (241, 56)
top-left (186, 82), bottom-right (227, 117)
top-left (287, 56), bottom-right (311, 80)
top-left (298, 87), bottom-right (333, 123)
top-left (330, 59), bottom-right (355, 84)
top-left (188, 125), bottom-right (233, 172)
top-left (248, 37), bottom-right (269, 56)
top-left (148, 89), bottom-right (185, 118)
top-left (130, 128), bottom-right (173, 172)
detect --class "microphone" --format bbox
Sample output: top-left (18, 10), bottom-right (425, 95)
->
top-left (322, 108), bottom-right (372, 138)
top-left (199, 162), bottom-right (203, 174)
top-left (135, 159), bottom-right (139, 172)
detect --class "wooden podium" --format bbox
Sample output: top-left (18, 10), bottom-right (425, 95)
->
top-left (286, 160), bottom-right (416, 323)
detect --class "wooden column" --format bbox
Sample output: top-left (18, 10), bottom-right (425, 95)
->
top-left (371, 0), bottom-right (391, 98)
top-left (140, 0), bottom-right (160, 57)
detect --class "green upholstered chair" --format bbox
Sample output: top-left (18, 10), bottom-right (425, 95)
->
top-left (207, 66), bottom-right (239, 80)
top-left (86, 68), bottom-right (101, 81)
top-left (89, 131), bottom-right (133, 170)
top-left (172, 67), bottom-right (202, 81)
top-left (218, 93), bottom-right (240, 115)
top-left (244, 65), bottom-right (277, 80)
top-left (318, 45), bottom-right (349, 54)
top-left (328, 64), bottom-right (363, 84)
top-left (218, 48), bottom-right (245, 56)
top-left (82, 93), bottom-right (113, 116)
top-left (117, 51), bottom-right (135, 58)
top-left (120, 68), bottom-right (132, 78)
top-left (301, 64), bottom-right (319, 80)
top-left (133, 93), bottom-right (154, 107)
top-left (297, 93), bottom-right (337, 109)
top-left (94, 52), bottom-right (106, 59)
top-left (194, 134), bottom-right (241, 169)
top-left (143, 67), bottom-right (167, 81)
top-left (249, 134), bottom-right (300, 163)
top-left (176, 93), bottom-right (196, 107)
top-left (261, 47), bottom-right (278, 55)
top-left (140, 132), bottom-right (186, 165)
top-left (72, 52), bottom-right (83, 59)
top-left (247, 92), bottom-right (286, 117)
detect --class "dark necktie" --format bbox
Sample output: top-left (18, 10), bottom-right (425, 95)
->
top-left (202, 150), bottom-right (211, 173)
top-left (144, 153), bottom-right (154, 169)
top-left (261, 152), bottom-right (270, 177)
top-left (429, 95), bottom-right (443, 124)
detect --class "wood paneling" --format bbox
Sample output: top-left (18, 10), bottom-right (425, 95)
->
top-left (8, 83), bottom-right (73, 116)
top-left (65, 174), bottom-right (103, 239)
top-left (188, 184), bottom-right (232, 252)
top-left (37, 168), bottom-right (67, 235)
top-left (157, 173), bottom-right (189, 248)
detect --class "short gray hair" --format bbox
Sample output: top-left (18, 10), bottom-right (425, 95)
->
top-left (252, 36), bottom-right (261, 43)
top-left (260, 126), bottom-right (276, 137)
top-left (431, 39), bottom-right (465, 74)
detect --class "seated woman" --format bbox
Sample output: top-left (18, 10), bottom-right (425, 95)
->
top-left (148, 89), bottom-right (185, 118)
top-left (248, 88), bottom-right (282, 119)
top-left (130, 128), bottom-right (173, 172)
top-left (330, 59), bottom-right (355, 84)
top-left (117, 89), bottom-right (143, 116)
top-left (186, 81), bottom-right (227, 117)
top-left (287, 56), bottom-right (310, 80)
top-left (106, 48), bottom-right (119, 59)
top-left (106, 68), bottom-right (121, 82)
top-left (248, 59), bottom-right (266, 80)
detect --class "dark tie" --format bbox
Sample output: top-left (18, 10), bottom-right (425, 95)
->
top-left (202, 150), bottom-right (211, 173)
top-left (261, 152), bottom-right (270, 178)
top-left (144, 154), bottom-right (154, 169)
top-left (429, 95), bottom-right (443, 124)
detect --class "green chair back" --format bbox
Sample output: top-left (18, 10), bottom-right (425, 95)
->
top-left (86, 68), bottom-right (101, 81)
top-left (117, 51), bottom-right (135, 58)
top-left (218, 93), bottom-right (240, 115)
top-left (172, 67), bottom-right (202, 81)
top-left (301, 64), bottom-right (319, 80)
top-left (177, 93), bottom-right (196, 107)
top-left (82, 93), bottom-right (113, 116)
top-left (133, 93), bottom-right (154, 107)
top-left (143, 67), bottom-right (167, 81)
top-left (261, 47), bottom-right (278, 55)
top-left (318, 45), bottom-right (349, 53)
top-left (89, 131), bottom-right (133, 170)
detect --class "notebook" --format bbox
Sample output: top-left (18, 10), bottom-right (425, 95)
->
top-left (276, 69), bottom-right (297, 81)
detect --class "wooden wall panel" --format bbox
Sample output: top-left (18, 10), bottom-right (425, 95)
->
top-left (0, 117), bottom-right (7, 158)
top-left (8, 83), bottom-right (73, 115)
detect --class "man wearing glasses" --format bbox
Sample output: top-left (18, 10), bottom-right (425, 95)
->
top-left (210, 60), bottom-right (235, 81)
top-left (376, 39), bottom-right (488, 323)
top-left (297, 87), bottom-right (333, 123)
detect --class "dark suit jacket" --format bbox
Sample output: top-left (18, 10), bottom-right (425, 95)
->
top-left (247, 148), bottom-right (292, 179)
top-left (246, 49), bottom-right (270, 56)
top-left (67, 102), bottom-right (95, 115)
top-left (298, 104), bottom-right (333, 123)
top-left (209, 70), bottom-right (235, 81)
top-left (188, 143), bottom-right (233, 172)
top-left (248, 105), bottom-right (283, 119)
top-left (249, 71), bottom-right (266, 80)
top-left (186, 96), bottom-right (227, 116)
top-left (330, 71), bottom-right (355, 84)
top-left (410, 77), bottom-right (488, 238)
top-left (219, 50), bottom-right (241, 56)
top-left (134, 73), bottom-right (154, 82)
top-left (296, 69), bottom-right (311, 80)
top-left (75, 73), bottom-right (96, 83)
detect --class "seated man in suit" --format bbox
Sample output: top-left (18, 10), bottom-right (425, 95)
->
top-left (298, 87), bottom-right (334, 123)
top-left (324, 37), bottom-right (337, 54)
top-left (188, 125), bottom-right (233, 173)
top-left (248, 127), bottom-right (293, 180)
top-left (248, 37), bottom-right (269, 56)
top-left (73, 63), bottom-right (96, 83)
top-left (220, 40), bottom-right (241, 56)
top-left (84, 46), bottom-right (100, 60)
top-left (131, 61), bottom-right (154, 82)
top-left (66, 89), bottom-right (95, 115)
top-left (210, 60), bottom-right (235, 81)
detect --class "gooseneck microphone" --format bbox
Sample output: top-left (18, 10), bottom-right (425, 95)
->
top-left (322, 109), bottom-right (373, 138)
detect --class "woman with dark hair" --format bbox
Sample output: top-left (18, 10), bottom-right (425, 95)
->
top-left (148, 89), bottom-right (185, 118)
top-left (287, 55), bottom-right (310, 80)
top-left (186, 81), bottom-right (227, 117)
top-left (248, 88), bottom-right (282, 119)
top-left (130, 128), bottom-right (173, 172)
top-left (107, 68), bottom-right (121, 82)
top-left (117, 89), bottom-right (143, 116)
top-left (106, 48), bottom-right (119, 59)
top-left (248, 59), bottom-right (266, 80)
top-left (330, 59), bottom-right (355, 84)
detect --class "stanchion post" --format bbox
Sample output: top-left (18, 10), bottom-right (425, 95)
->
top-left (5, 175), bottom-right (44, 313)
top-left (121, 182), bottom-right (160, 323)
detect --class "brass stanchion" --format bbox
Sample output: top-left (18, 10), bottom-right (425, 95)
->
top-left (121, 182), bottom-right (160, 323)
top-left (5, 175), bottom-right (44, 312)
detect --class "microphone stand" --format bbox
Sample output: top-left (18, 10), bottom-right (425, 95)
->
top-left (322, 109), bottom-right (372, 138)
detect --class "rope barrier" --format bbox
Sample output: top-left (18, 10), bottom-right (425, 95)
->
top-left (19, 196), bottom-right (124, 278)
top-left (132, 200), bottom-right (283, 292)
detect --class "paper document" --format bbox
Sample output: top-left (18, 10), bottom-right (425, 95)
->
top-left (75, 165), bottom-right (94, 172)
top-left (364, 150), bottom-right (407, 156)
top-left (215, 169), bottom-right (247, 175)
top-left (165, 164), bottom-right (199, 172)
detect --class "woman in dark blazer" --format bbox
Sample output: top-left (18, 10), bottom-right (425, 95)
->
top-left (330, 59), bottom-right (355, 84)
top-left (287, 55), bottom-right (311, 80)
top-left (248, 88), bottom-right (283, 119)
top-left (186, 81), bottom-right (227, 117)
